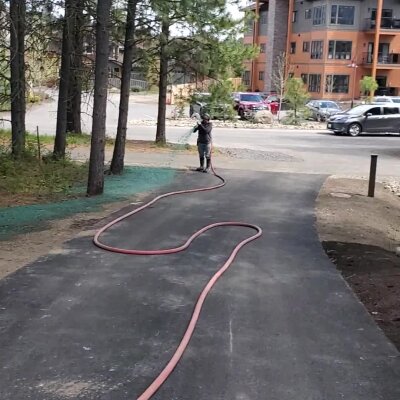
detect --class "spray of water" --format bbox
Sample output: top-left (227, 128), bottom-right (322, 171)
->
top-left (162, 125), bottom-right (197, 169)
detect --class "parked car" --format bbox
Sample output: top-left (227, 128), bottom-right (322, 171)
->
top-left (189, 93), bottom-right (232, 120)
top-left (372, 96), bottom-right (400, 104)
top-left (232, 92), bottom-right (268, 119)
top-left (327, 104), bottom-right (400, 136)
top-left (306, 100), bottom-right (342, 122)
top-left (262, 94), bottom-right (280, 114)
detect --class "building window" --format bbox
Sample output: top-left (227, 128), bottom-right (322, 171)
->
top-left (313, 6), bottom-right (326, 25)
top-left (290, 42), bottom-right (296, 54)
top-left (328, 41), bottom-right (352, 60)
top-left (259, 12), bottom-right (268, 25)
top-left (243, 70), bottom-right (251, 86)
top-left (305, 9), bottom-right (312, 20)
top-left (330, 5), bottom-right (355, 25)
top-left (292, 11), bottom-right (297, 23)
top-left (259, 71), bottom-right (265, 81)
top-left (301, 74), bottom-right (309, 84)
top-left (308, 74), bottom-right (321, 92)
top-left (325, 75), bottom-right (349, 93)
top-left (245, 18), bottom-right (254, 35)
top-left (260, 43), bottom-right (266, 53)
top-left (303, 41), bottom-right (310, 52)
top-left (288, 72), bottom-right (294, 78)
top-left (311, 41), bottom-right (323, 59)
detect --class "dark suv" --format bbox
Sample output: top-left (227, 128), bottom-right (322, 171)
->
top-left (327, 104), bottom-right (400, 136)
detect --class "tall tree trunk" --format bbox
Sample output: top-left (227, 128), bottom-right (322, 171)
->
top-left (9, 0), bottom-right (26, 157)
top-left (53, 0), bottom-right (75, 158)
top-left (87, 0), bottom-right (112, 196)
top-left (67, 0), bottom-right (83, 134)
top-left (155, 19), bottom-right (169, 145)
top-left (110, 0), bottom-right (138, 174)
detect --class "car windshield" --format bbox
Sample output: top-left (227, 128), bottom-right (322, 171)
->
top-left (319, 101), bottom-right (339, 109)
top-left (345, 105), bottom-right (375, 115)
top-left (240, 94), bottom-right (263, 102)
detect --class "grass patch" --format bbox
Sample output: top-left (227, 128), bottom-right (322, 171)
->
top-left (0, 130), bottom-right (88, 205)
top-left (0, 129), bottom-right (115, 148)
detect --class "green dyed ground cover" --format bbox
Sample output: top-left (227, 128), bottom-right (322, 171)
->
top-left (0, 166), bottom-right (175, 240)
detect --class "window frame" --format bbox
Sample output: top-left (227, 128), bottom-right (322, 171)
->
top-left (313, 5), bottom-right (326, 26)
top-left (308, 74), bottom-right (321, 93)
top-left (328, 40), bottom-right (352, 60)
top-left (243, 70), bottom-right (251, 86)
top-left (303, 41), bottom-right (310, 52)
top-left (311, 40), bottom-right (324, 59)
top-left (325, 75), bottom-right (350, 94)
top-left (330, 5), bottom-right (355, 25)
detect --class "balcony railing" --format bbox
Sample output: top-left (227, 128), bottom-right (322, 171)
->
top-left (362, 52), bottom-right (400, 65)
top-left (364, 17), bottom-right (400, 31)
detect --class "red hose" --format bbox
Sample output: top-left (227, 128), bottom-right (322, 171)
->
top-left (94, 160), bottom-right (262, 399)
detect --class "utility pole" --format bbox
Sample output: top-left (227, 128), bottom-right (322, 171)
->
top-left (347, 61), bottom-right (358, 108)
top-left (251, 0), bottom-right (260, 92)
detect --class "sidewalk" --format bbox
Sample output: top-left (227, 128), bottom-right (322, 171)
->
top-left (0, 170), bottom-right (399, 399)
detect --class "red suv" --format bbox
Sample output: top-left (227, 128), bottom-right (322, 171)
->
top-left (233, 92), bottom-right (268, 119)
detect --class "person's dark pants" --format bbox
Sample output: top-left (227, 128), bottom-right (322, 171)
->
top-left (197, 143), bottom-right (211, 171)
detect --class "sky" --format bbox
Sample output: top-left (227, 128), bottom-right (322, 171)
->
top-left (227, 0), bottom-right (246, 20)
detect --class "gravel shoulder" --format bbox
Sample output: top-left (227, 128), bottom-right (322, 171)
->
top-left (316, 177), bottom-right (400, 350)
top-left (131, 117), bottom-right (327, 130)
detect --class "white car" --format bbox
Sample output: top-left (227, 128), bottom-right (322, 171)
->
top-left (372, 96), bottom-right (400, 104)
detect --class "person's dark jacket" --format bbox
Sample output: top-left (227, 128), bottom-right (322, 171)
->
top-left (194, 121), bottom-right (213, 144)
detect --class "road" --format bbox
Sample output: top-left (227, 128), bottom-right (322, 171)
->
top-left (1, 96), bottom-right (399, 177)
top-left (0, 92), bottom-right (176, 134)
top-left (1, 170), bottom-right (399, 399)
top-left (68, 126), bottom-right (400, 178)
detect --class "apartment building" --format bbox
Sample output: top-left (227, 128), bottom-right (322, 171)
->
top-left (244, 0), bottom-right (400, 100)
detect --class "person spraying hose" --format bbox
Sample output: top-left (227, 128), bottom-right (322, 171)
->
top-left (193, 113), bottom-right (213, 173)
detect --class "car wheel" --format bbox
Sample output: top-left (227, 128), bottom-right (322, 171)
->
top-left (348, 123), bottom-right (362, 137)
top-left (239, 109), bottom-right (245, 120)
top-left (316, 114), bottom-right (323, 122)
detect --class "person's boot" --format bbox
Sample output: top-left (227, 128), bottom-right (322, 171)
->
top-left (196, 157), bottom-right (205, 172)
top-left (203, 158), bottom-right (211, 173)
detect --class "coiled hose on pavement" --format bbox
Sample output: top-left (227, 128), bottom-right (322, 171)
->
top-left (94, 156), bottom-right (263, 399)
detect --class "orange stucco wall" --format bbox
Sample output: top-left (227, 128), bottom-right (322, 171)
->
top-left (288, 30), bottom-right (400, 99)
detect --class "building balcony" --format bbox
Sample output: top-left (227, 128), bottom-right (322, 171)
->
top-left (362, 52), bottom-right (400, 67)
top-left (363, 17), bottom-right (400, 32)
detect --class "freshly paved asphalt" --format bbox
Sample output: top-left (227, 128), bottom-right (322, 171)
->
top-left (0, 170), bottom-right (399, 399)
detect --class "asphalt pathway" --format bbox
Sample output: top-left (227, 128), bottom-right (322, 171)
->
top-left (0, 170), bottom-right (399, 399)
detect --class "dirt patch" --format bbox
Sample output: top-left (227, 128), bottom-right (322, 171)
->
top-left (0, 198), bottom-right (137, 280)
top-left (317, 178), bottom-right (400, 350)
